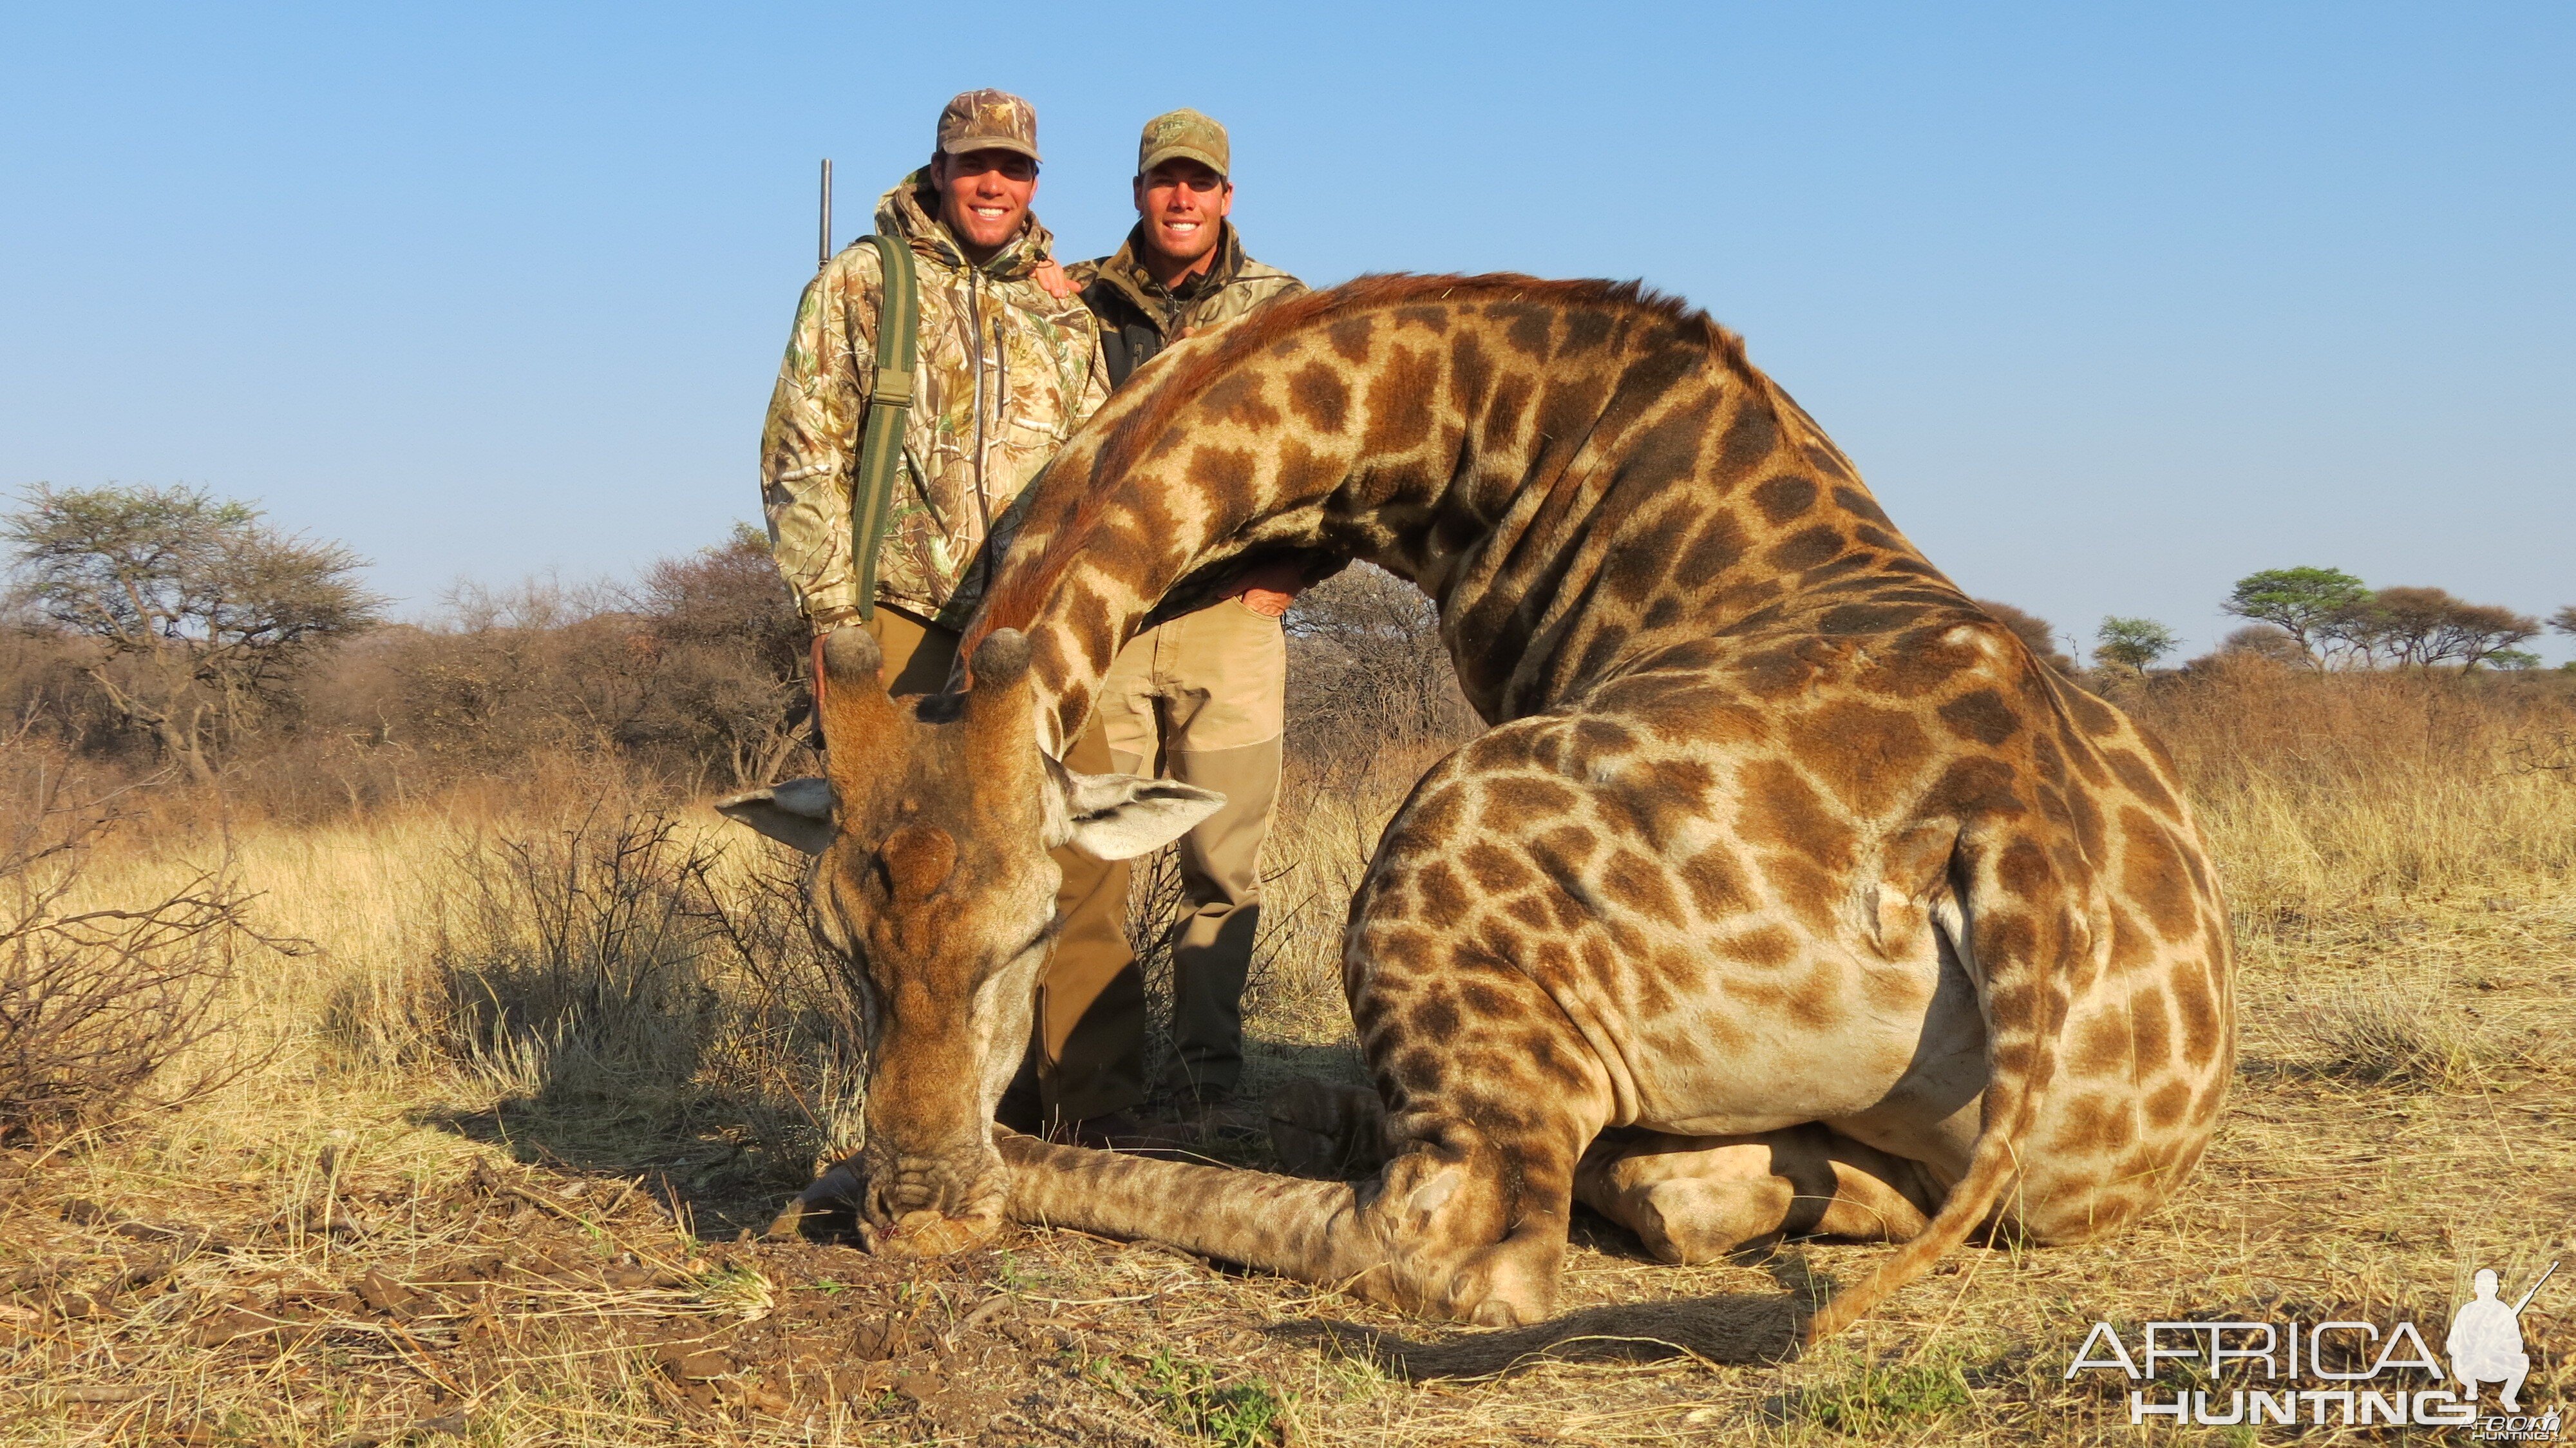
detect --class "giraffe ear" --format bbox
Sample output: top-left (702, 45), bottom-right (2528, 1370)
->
top-left (716, 777), bottom-right (835, 855)
top-left (1046, 761), bottom-right (1224, 861)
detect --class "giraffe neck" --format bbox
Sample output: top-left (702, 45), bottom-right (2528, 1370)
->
top-left (971, 274), bottom-right (1955, 753)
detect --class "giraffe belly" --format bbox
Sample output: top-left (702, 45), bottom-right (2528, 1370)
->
top-left (1612, 924), bottom-right (1986, 1177)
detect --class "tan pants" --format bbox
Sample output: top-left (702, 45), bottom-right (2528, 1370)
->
top-left (862, 607), bottom-right (1144, 1122)
top-left (1095, 600), bottom-right (1286, 1101)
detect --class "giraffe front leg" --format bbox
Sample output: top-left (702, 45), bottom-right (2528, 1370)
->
top-left (998, 1114), bottom-right (1580, 1326)
top-left (1353, 1112), bottom-right (1583, 1325)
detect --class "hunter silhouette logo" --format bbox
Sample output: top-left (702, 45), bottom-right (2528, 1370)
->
top-left (2064, 1259), bottom-right (2559, 1435)
top-left (2452, 1262), bottom-right (2553, 1416)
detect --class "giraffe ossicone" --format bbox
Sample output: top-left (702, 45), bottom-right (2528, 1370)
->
top-left (723, 273), bottom-right (2235, 1346)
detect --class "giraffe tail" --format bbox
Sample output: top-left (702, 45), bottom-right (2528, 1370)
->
top-left (1797, 1110), bottom-right (2022, 1345)
top-left (1799, 852), bottom-right (2074, 1347)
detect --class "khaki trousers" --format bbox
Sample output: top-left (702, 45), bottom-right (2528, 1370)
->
top-left (1095, 600), bottom-right (1286, 1101)
top-left (860, 607), bottom-right (1145, 1122)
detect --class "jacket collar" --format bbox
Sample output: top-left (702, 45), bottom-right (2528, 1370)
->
top-left (875, 169), bottom-right (1054, 281)
top-left (1092, 220), bottom-right (1246, 325)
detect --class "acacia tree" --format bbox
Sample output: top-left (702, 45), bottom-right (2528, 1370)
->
top-left (2221, 566), bottom-right (2369, 665)
top-left (3, 484), bottom-right (385, 781)
top-left (2335, 586), bottom-right (2538, 672)
top-left (2553, 604), bottom-right (2576, 641)
top-left (2093, 616), bottom-right (2179, 677)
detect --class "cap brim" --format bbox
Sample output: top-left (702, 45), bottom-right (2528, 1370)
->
top-left (1139, 145), bottom-right (1227, 178)
top-left (941, 137), bottom-right (1042, 162)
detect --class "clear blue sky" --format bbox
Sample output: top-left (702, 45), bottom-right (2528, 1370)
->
top-left (5, 3), bottom-right (2570, 661)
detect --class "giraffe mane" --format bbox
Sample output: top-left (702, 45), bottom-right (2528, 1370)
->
top-left (973, 272), bottom-right (1757, 643)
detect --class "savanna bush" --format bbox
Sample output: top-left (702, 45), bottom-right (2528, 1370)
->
top-left (0, 733), bottom-right (278, 1145)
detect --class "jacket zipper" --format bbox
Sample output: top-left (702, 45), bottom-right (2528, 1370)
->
top-left (967, 269), bottom-right (987, 509)
top-left (967, 267), bottom-right (994, 605)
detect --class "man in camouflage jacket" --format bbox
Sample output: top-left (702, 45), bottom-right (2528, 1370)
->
top-left (1068, 110), bottom-right (1305, 385)
top-left (1071, 111), bottom-right (1308, 1135)
top-left (762, 102), bottom-right (1107, 634)
top-left (758, 91), bottom-right (1153, 1147)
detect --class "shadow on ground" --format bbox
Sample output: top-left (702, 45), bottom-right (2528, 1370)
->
top-left (1274, 1291), bottom-right (1807, 1378)
top-left (1241, 1034), bottom-right (1369, 1093)
top-left (416, 1094), bottom-right (806, 1241)
top-left (1273, 1235), bottom-right (1840, 1378)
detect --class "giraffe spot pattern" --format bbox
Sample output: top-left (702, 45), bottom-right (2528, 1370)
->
top-left (1361, 346), bottom-right (1440, 457)
top-left (1288, 362), bottom-right (1349, 433)
top-left (1752, 474), bottom-right (1818, 523)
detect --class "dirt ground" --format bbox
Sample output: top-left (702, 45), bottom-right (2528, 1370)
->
top-left (5, 887), bottom-right (2570, 1447)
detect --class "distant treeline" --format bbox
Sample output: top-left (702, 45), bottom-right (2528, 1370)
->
top-left (4, 484), bottom-right (2567, 819)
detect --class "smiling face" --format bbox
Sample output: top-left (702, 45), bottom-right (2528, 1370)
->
top-left (715, 629), bottom-right (1222, 1253)
top-left (932, 148), bottom-right (1039, 263)
top-left (1132, 158), bottom-right (1233, 278)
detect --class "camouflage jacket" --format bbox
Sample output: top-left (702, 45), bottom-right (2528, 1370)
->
top-left (1070, 223), bottom-right (1305, 388)
top-left (761, 172), bottom-right (1110, 630)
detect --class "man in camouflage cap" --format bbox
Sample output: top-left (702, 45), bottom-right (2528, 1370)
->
top-left (1070, 109), bottom-right (1309, 1138)
top-left (1072, 108), bottom-right (1305, 381)
top-left (759, 90), bottom-right (1160, 1149)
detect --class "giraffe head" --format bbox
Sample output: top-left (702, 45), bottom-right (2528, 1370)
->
top-left (714, 626), bottom-right (1220, 1250)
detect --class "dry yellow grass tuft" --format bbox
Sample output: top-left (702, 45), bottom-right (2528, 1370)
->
top-left (3, 667), bottom-right (2570, 1443)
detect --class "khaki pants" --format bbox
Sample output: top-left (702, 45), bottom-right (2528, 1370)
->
top-left (860, 607), bottom-right (1145, 1122)
top-left (1095, 600), bottom-right (1286, 1102)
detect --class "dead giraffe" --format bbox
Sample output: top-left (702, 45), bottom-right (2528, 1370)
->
top-left (721, 274), bottom-right (2236, 1342)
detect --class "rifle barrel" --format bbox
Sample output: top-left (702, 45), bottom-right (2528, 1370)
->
top-left (819, 158), bottom-right (833, 270)
top-left (2511, 1260), bottom-right (2558, 1315)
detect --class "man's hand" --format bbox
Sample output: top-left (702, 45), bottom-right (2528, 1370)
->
top-left (1235, 587), bottom-right (1294, 618)
top-left (1227, 558), bottom-right (1307, 619)
top-left (1034, 258), bottom-right (1078, 300)
top-left (807, 609), bottom-right (862, 714)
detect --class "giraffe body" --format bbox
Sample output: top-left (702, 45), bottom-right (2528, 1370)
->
top-left (723, 274), bottom-right (2234, 1342)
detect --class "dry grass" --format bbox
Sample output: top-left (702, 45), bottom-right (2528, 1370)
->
top-left (2130, 663), bottom-right (2576, 919)
top-left (2299, 972), bottom-right (2492, 1091)
top-left (3, 668), bottom-right (2571, 1443)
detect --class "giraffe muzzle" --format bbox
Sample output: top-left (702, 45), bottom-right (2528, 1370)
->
top-left (853, 1140), bottom-right (1009, 1256)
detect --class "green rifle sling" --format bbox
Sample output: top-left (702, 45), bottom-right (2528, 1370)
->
top-left (851, 233), bottom-right (919, 622)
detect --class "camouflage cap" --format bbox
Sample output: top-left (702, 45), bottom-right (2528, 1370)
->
top-left (1137, 108), bottom-right (1229, 178)
top-left (936, 89), bottom-right (1041, 163)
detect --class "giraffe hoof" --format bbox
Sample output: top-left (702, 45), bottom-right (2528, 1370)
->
top-left (1631, 1179), bottom-right (1741, 1265)
top-left (1469, 1298), bottom-right (1539, 1327)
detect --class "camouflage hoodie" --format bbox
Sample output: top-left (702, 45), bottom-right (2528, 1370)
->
top-left (1070, 222), bottom-right (1305, 388)
top-left (761, 172), bottom-right (1110, 631)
